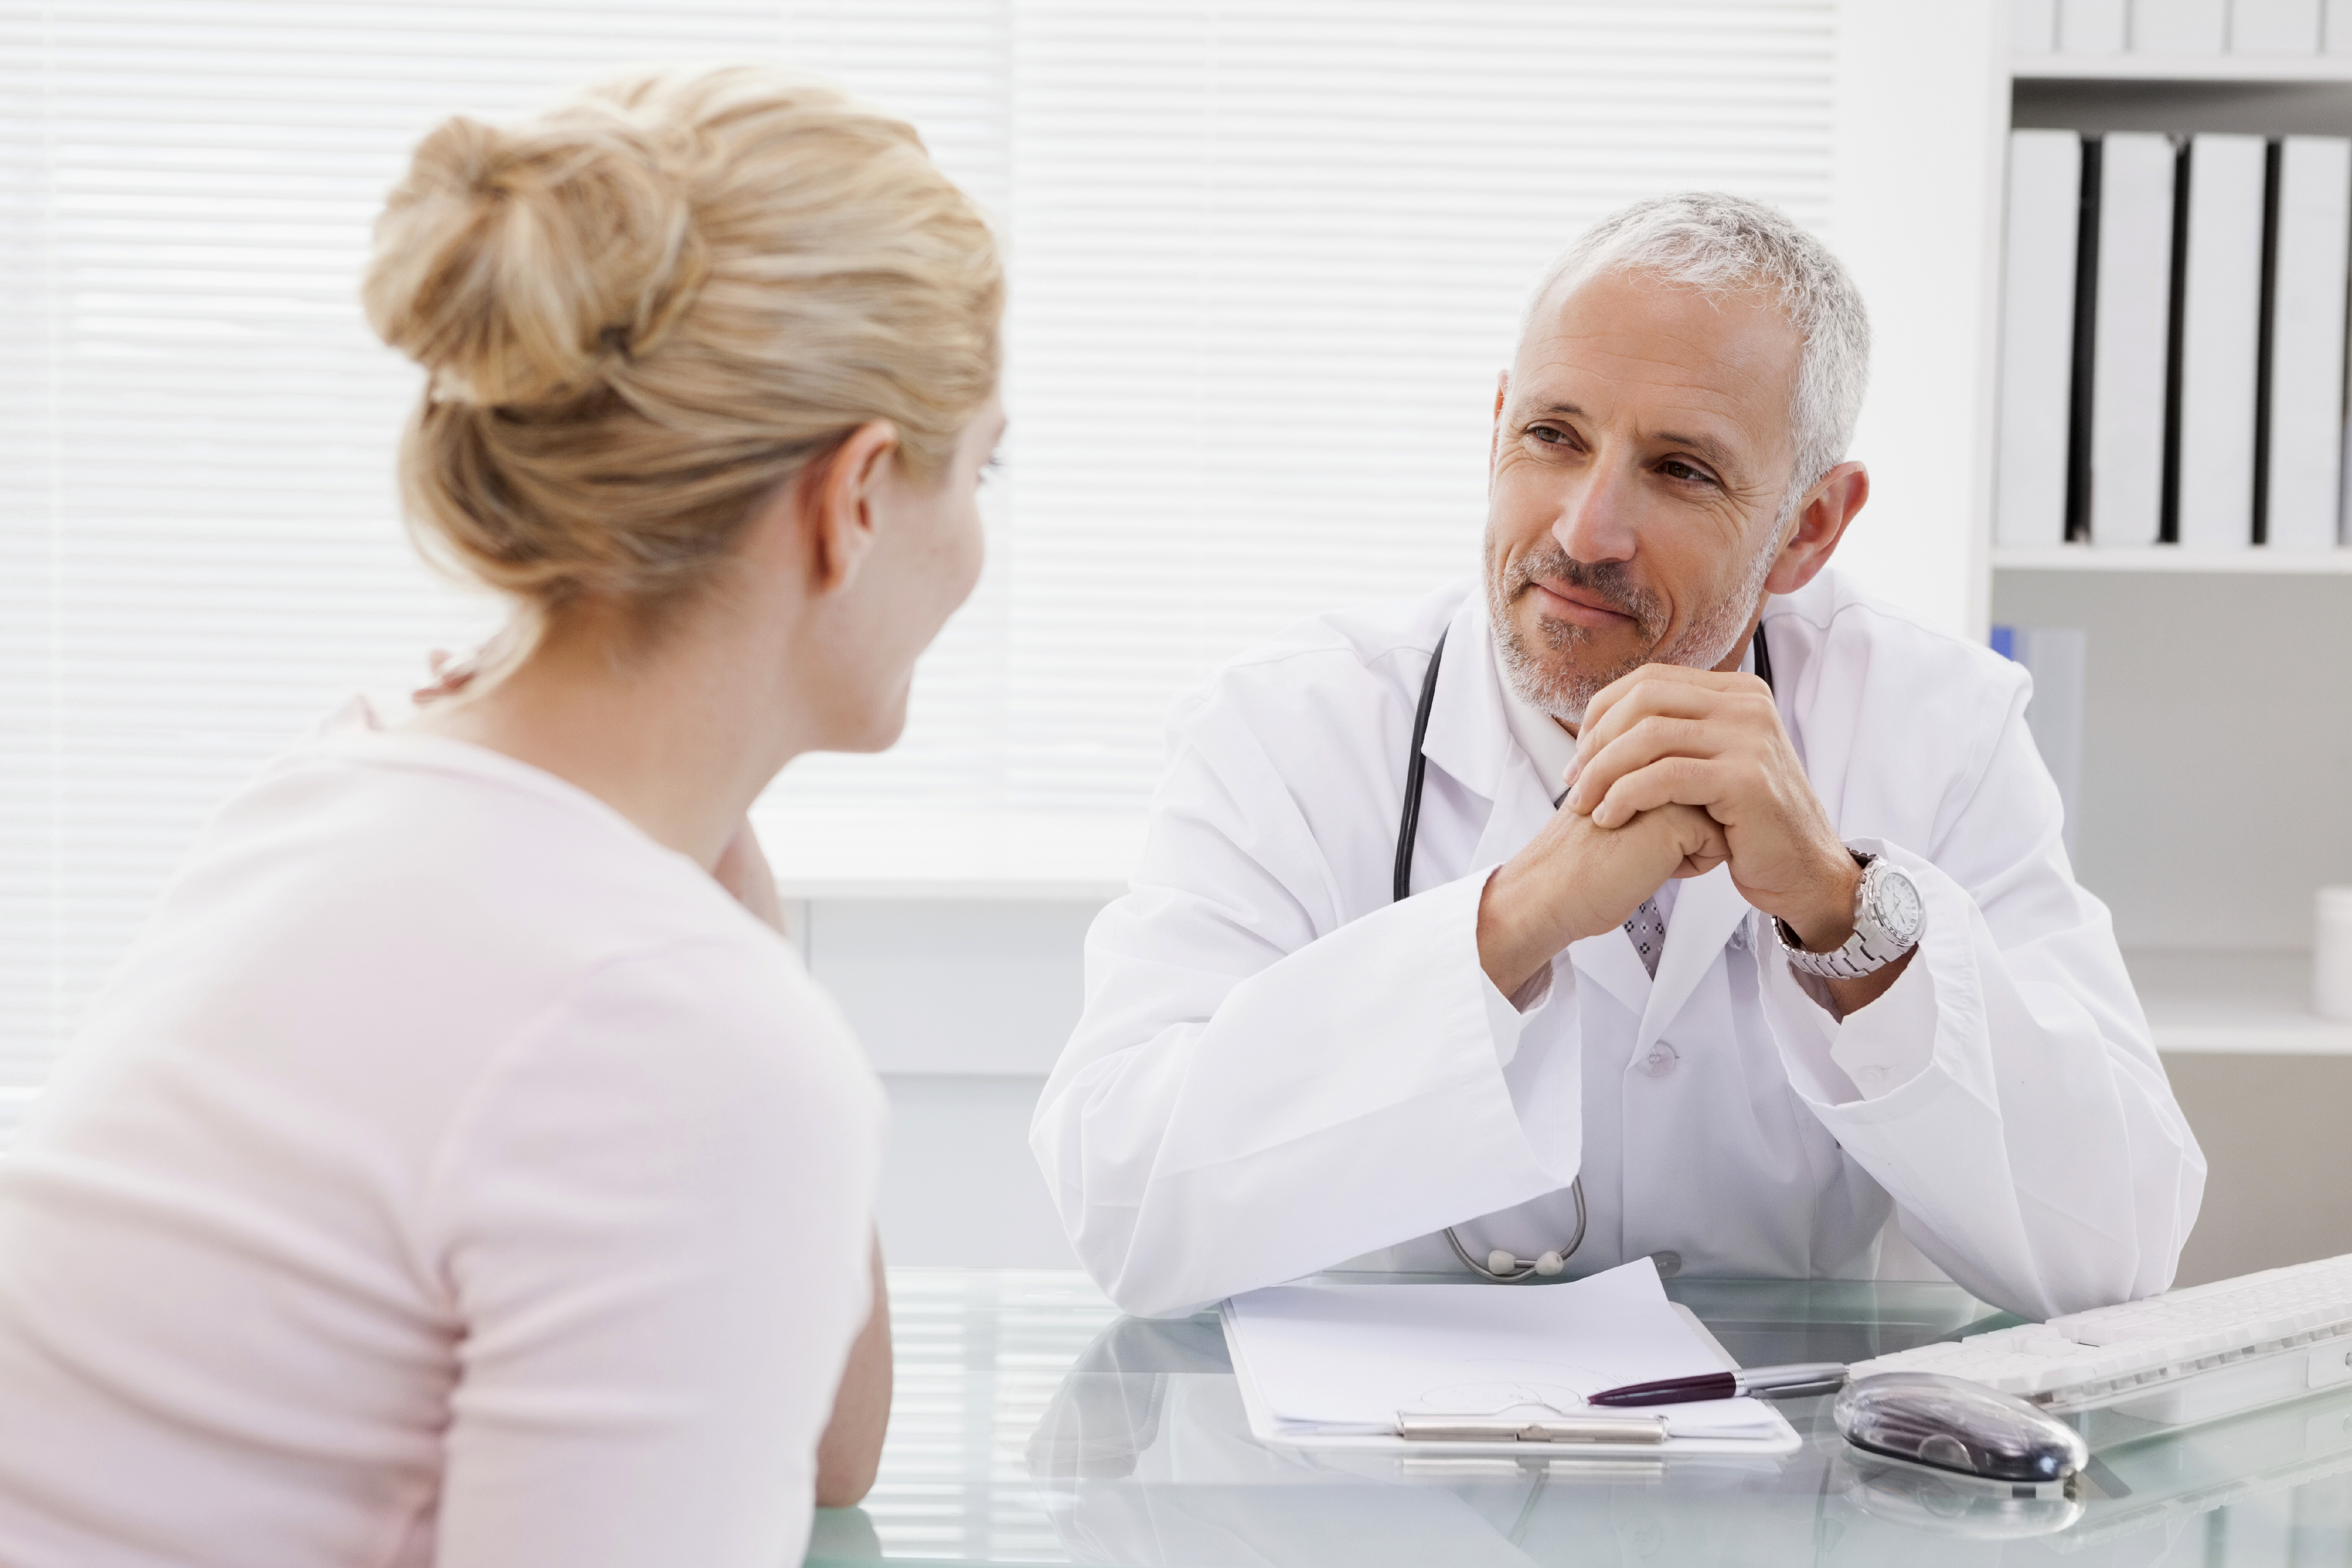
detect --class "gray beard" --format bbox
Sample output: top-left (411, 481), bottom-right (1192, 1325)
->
top-left (1487, 518), bottom-right (1781, 726)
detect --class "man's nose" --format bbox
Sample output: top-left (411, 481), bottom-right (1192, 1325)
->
top-left (1551, 459), bottom-right (1640, 564)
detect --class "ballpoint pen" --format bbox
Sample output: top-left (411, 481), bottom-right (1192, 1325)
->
top-left (1587, 1362), bottom-right (1849, 1407)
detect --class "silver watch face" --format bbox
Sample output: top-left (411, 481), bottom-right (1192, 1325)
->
top-left (1868, 864), bottom-right (1924, 945)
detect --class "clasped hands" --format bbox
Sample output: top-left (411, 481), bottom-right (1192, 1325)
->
top-left (1476, 664), bottom-right (1884, 1005)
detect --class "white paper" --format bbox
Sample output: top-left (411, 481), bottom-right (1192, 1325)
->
top-left (1223, 1258), bottom-right (1778, 1441)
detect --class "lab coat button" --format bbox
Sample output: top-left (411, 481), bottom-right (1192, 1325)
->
top-left (1638, 1043), bottom-right (1679, 1078)
top-left (1651, 1250), bottom-right (1683, 1279)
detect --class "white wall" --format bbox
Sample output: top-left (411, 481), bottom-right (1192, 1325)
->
top-left (872, 1076), bottom-right (1079, 1269)
top-left (1992, 571), bottom-right (2352, 951)
top-left (1828, 0), bottom-right (2007, 640)
top-left (800, 899), bottom-right (1101, 1268)
top-left (806, 899), bottom-right (1097, 1077)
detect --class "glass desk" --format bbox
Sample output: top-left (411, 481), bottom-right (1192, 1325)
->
top-left (808, 1268), bottom-right (2352, 1566)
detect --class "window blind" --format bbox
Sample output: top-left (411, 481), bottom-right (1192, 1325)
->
top-left (765, 0), bottom-right (1837, 831)
top-left (1, 0), bottom-right (1836, 1110)
top-left (0, 1), bottom-right (799, 1111)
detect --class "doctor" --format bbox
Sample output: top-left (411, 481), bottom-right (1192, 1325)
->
top-left (1032, 192), bottom-right (2205, 1321)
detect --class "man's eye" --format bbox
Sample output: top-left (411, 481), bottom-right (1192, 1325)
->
top-left (1660, 459), bottom-right (1712, 484)
top-left (1529, 425), bottom-right (1567, 445)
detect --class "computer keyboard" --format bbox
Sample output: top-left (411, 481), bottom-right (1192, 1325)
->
top-left (1850, 1253), bottom-right (2352, 1419)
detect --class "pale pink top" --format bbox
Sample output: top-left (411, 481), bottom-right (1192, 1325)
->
top-left (0, 715), bottom-right (885, 1568)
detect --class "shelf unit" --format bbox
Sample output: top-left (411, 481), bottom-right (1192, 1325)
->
top-left (1993, 545), bottom-right (2352, 571)
top-left (2132, 950), bottom-right (2352, 1055)
top-left (1986, 43), bottom-right (2352, 1035)
top-left (2014, 53), bottom-right (2352, 83)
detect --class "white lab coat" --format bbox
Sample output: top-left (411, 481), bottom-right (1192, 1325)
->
top-left (1032, 569), bottom-right (2205, 1320)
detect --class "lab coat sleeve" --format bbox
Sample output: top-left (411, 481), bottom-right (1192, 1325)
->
top-left (1031, 690), bottom-right (1580, 1318)
top-left (1757, 669), bottom-right (2205, 1320)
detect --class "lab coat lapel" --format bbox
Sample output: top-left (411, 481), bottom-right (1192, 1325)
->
top-left (1467, 745), bottom-right (1555, 885)
top-left (1635, 864), bottom-right (1751, 1052)
top-left (1418, 588), bottom-right (1575, 896)
top-left (1444, 635), bottom-right (1560, 890)
top-left (1419, 598), bottom-right (1652, 1016)
top-left (1417, 594), bottom-right (1511, 807)
top-left (1568, 927), bottom-right (1653, 1019)
top-left (1426, 599), bottom-right (1660, 1018)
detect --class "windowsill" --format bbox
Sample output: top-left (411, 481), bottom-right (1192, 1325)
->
top-left (751, 808), bottom-right (1142, 901)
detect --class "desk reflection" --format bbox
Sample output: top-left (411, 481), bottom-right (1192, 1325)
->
top-left (812, 1269), bottom-right (2352, 1567)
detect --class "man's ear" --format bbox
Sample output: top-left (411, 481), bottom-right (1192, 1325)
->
top-left (1764, 460), bottom-right (1868, 595)
top-left (800, 421), bottom-right (900, 593)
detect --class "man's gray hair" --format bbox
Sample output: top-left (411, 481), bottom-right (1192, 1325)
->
top-left (1526, 192), bottom-right (1872, 500)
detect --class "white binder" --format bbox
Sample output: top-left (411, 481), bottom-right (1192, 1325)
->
top-left (2177, 133), bottom-right (2269, 549)
top-left (2266, 136), bottom-right (2352, 549)
top-left (2234, 0), bottom-right (2322, 52)
top-left (1996, 130), bottom-right (2084, 548)
top-left (2131, 0), bottom-right (2226, 52)
top-left (2330, 0), bottom-right (2352, 53)
top-left (2090, 133), bottom-right (2179, 548)
top-left (2013, 0), bottom-right (2060, 52)
top-left (2060, 0), bottom-right (2129, 50)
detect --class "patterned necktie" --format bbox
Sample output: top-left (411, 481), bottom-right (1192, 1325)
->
top-left (1623, 896), bottom-right (1667, 979)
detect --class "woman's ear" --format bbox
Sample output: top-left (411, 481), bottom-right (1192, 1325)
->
top-left (801, 421), bottom-right (901, 593)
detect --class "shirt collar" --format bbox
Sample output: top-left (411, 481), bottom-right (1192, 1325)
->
top-left (1498, 674), bottom-right (1580, 807)
top-left (1493, 625), bottom-right (1765, 803)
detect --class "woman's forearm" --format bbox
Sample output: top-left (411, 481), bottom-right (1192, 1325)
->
top-left (813, 1233), bottom-right (892, 1508)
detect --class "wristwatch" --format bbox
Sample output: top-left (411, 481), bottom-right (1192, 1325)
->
top-left (1774, 852), bottom-right (1924, 981)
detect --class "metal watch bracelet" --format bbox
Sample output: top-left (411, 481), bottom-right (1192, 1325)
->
top-left (1773, 852), bottom-right (1925, 981)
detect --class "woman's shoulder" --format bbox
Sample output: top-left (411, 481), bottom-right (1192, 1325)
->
top-left (415, 931), bottom-right (884, 1264)
top-left (199, 723), bottom-right (766, 953)
top-left (70, 727), bottom-right (840, 1147)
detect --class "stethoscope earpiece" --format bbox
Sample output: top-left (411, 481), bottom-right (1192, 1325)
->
top-left (1487, 1250), bottom-right (1566, 1277)
top-left (1443, 1177), bottom-right (1586, 1281)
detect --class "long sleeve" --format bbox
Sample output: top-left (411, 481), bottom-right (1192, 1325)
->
top-left (1032, 702), bottom-right (1579, 1320)
top-left (426, 940), bottom-right (886, 1568)
top-left (1758, 671), bottom-right (2205, 1319)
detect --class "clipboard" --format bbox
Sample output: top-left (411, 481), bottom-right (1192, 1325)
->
top-left (1220, 1297), bottom-right (1803, 1460)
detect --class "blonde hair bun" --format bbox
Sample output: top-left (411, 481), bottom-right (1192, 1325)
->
top-left (367, 113), bottom-right (707, 408)
top-left (361, 68), bottom-right (1001, 613)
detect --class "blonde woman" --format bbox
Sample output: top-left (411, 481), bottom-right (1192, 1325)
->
top-left (0, 69), bottom-right (1001, 1568)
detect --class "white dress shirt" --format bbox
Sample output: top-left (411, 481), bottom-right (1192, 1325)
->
top-left (0, 712), bottom-right (885, 1568)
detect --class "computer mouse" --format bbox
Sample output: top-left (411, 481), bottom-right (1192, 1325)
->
top-left (1828, 1447), bottom-right (2086, 1540)
top-left (1834, 1371), bottom-right (2088, 1486)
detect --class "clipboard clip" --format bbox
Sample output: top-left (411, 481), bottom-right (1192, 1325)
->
top-left (1395, 1412), bottom-right (1670, 1445)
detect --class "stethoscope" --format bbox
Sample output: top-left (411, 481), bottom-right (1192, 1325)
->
top-left (1392, 618), bottom-right (1775, 1282)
